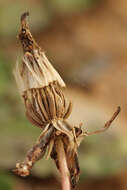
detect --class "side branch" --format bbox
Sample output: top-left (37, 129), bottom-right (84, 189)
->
top-left (84, 106), bottom-right (121, 136)
top-left (13, 126), bottom-right (55, 176)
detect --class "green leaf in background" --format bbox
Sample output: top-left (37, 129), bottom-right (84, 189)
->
top-left (50, 0), bottom-right (100, 13)
top-left (0, 1), bottom-right (51, 38)
top-left (0, 55), bottom-right (12, 96)
top-left (0, 172), bottom-right (13, 190)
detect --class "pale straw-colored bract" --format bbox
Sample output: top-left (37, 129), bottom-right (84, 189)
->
top-left (14, 50), bottom-right (65, 95)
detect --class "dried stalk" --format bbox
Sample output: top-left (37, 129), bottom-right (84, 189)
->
top-left (56, 137), bottom-right (71, 190)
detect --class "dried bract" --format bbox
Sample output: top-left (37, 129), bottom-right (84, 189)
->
top-left (13, 12), bottom-right (121, 189)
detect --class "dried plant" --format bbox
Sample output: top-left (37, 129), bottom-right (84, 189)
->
top-left (13, 12), bottom-right (121, 190)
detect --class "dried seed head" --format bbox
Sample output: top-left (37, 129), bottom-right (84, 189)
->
top-left (13, 13), bottom-right (121, 189)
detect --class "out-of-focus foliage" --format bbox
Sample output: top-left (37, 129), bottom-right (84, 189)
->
top-left (0, 55), bottom-right (12, 95)
top-left (0, 0), bottom-right (100, 39)
top-left (0, 172), bottom-right (13, 190)
top-left (49, 0), bottom-right (100, 13)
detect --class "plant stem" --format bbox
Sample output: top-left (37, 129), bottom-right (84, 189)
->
top-left (56, 138), bottom-right (71, 190)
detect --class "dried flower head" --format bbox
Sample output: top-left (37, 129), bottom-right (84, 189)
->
top-left (13, 12), bottom-right (121, 189)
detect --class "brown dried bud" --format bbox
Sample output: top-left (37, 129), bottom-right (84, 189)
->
top-left (13, 12), bottom-right (73, 130)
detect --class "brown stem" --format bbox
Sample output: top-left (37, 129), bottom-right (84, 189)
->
top-left (56, 138), bottom-right (71, 190)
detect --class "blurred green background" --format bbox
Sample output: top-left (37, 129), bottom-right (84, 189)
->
top-left (1, 0), bottom-right (127, 189)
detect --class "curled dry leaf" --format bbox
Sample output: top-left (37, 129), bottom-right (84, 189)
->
top-left (13, 12), bottom-right (121, 189)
